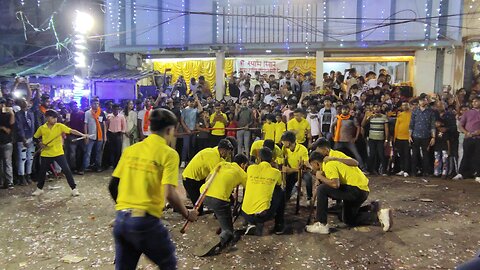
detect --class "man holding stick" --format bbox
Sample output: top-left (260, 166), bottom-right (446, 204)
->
top-left (280, 131), bottom-right (310, 203)
top-left (199, 154), bottom-right (249, 254)
top-left (108, 108), bottom-right (198, 270)
top-left (182, 139), bottom-right (234, 215)
top-left (305, 151), bottom-right (393, 234)
top-left (32, 109), bottom-right (88, 196)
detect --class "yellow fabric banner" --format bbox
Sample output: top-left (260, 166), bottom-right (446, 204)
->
top-left (153, 59), bottom-right (234, 94)
top-left (288, 59), bottom-right (316, 77)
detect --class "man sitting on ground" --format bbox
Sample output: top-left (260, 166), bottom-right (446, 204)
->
top-left (242, 148), bottom-right (286, 236)
top-left (306, 151), bottom-right (393, 234)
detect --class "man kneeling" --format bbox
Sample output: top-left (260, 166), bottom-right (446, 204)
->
top-left (201, 154), bottom-right (249, 250)
top-left (241, 147), bottom-right (286, 236)
top-left (306, 152), bottom-right (393, 234)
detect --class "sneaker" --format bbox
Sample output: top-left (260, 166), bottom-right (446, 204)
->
top-left (244, 224), bottom-right (256, 235)
top-left (378, 209), bottom-right (393, 232)
top-left (180, 161), bottom-right (186, 168)
top-left (274, 223), bottom-right (286, 235)
top-left (452, 174), bottom-right (463, 180)
top-left (403, 172), bottom-right (409, 178)
top-left (7, 184), bottom-right (14, 190)
top-left (71, 189), bottom-right (80, 197)
top-left (395, 171), bottom-right (405, 176)
top-left (306, 199), bottom-right (311, 207)
top-left (305, 222), bottom-right (330, 234)
top-left (77, 170), bottom-right (84, 175)
top-left (475, 177), bottom-right (480, 183)
top-left (32, 188), bottom-right (44, 196)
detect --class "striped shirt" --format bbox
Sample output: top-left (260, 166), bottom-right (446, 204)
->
top-left (368, 114), bottom-right (388, 141)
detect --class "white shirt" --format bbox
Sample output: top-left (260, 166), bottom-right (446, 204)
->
top-left (307, 112), bottom-right (320, 136)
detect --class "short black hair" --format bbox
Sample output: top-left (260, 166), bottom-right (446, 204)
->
top-left (233, 154), bottom-right (249, 165)
top-left (149, 108), bottom-right (178, 132)
top-left (218, 139), bottom-right (234, 151)
top-left (294, 108), bottom-right (304, 114)
top-left (263, 139), bottom-right (275, 151)
top-left (281, 131), bottom-right (296, 143)
top-left (309, 151), bottom-right (325, 163)
top-left (225, 136), bottom-right (238, 154)
top-left (259, 147), bottom-right (273, 163)
top-left (312, 138), bottom-right (330, 150)
top-left (45, 109), bottom-right (58, 118)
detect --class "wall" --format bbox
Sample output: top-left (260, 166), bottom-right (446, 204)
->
top-left (414, 50), bottom-right (437, 94)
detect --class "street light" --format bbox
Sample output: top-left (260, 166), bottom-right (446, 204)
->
top-left (72, 10), bottom-right (94, 103)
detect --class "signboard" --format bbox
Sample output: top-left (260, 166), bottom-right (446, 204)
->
top-left (234, 59), bottom-right (288, 75)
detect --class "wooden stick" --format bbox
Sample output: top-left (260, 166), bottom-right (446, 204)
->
top-left (33, 133), bottom-right (63, 156)
top-left (180, 165), bottom-right (222, 234)
top-left (295, 161), bottom-right (303, 215)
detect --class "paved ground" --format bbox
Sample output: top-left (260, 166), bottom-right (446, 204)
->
top-left (0, 171), bottom-right (479, 270)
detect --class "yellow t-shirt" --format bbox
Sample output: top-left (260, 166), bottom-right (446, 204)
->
top-left (242, 162), bottom-right (282, 215)
top-left (250, 140), bottom-right (283, 164)
top-left (323, 160), bottom-right (370, 192)
top-left (210, 112), bottom-right (228, 136)
top-left (283, 143), bottom-right (309, 169)
top-left (394, 111), bottom-right (412, 140)
top-left (200, 161), bottom-right (247, 202)
top-left (182, 147), bottom-right (223, 181)
top-left (328, 149), bottom-right (351, 159)
top-left (287, 118), bottom-right (311, 143)
top-left (112, 134), bottom-right (179, 218)
top-left (33, 123), bottom-right (71, 157)
top-left (274, 121), bottom-right (286, 144)
top-left (262, 122), bottom-right (275, 141)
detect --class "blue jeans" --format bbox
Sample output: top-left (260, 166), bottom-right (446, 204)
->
top-left (113, 211), bottom-right (176, 270)
top-left (83, 140), bottom-right (103, 170)
top-left (16, 141), bottom-right (34, 176)
top-left (181, 134), bottom-right (196, 162)
top-left (237, 130), bottom-right (251, 156)
top-left (0, 143), bottom-right (13, 186)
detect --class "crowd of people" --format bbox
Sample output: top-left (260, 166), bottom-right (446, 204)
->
top-left (1, 67), bottom-right (479, 193)
top-left (1, 68), bottom-right (480, 268)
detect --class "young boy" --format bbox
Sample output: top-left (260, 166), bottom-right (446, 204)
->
top-left (262, 114), bottom-right (276, 141)
top-left (274, 114), bottom-right (286, 146)
top-left (32, 109), bottom-right (88, 196)
top-left (433, 119), bottom-right (450, 178)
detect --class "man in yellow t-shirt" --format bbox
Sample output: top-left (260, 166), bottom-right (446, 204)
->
top-left (210, 103), bottom-right (228, 146)
top-left (201, 154), bottom-right (249, 249)
top-left (394, 102), bottom-right (412, 177)
top-left (274, 114), bottom-right (286, 145)
top-left (262, 114), bottom-right (276, 141)
top-left (242, 148), bottom-right (285, 236)
top-left (249, 139), bottom-right (283, 165)
top-left (32, 109), bottom-right (87, 197)
top-left (281, 131), bottom-right (310, 201)
top-left (108, 108), bottom-right (198, 269)
top-left (287, 108), bottom-right (312, 147)
top-left (182, 139), bottom-right (234, 214)
top-left (305, 152), bottom-right (393, 235)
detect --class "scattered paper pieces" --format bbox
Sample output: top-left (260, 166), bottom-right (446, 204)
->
top-left (60, 255), bottom-right (86, 264)
top-left (420, 198), bottom-right (434, 202)
top-left (354, 227), bottom-right (371, 232)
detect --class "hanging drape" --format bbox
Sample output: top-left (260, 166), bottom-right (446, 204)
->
top-left (153, 59), bottom-right (234, 94)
